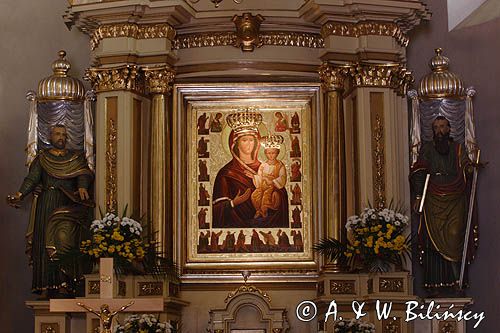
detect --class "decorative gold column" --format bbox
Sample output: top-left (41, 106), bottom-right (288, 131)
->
top-left (319, 62), bottom-right (350, 272)
top-left (85, 65), bottom-right (147, 216)
top-left (347, 63), bottom-right (413, 210)
top-left (143, 66), bottom-right (175, 256)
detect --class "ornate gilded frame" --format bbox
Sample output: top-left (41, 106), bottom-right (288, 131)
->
top-left (172, 83), bottom-right (322, 278)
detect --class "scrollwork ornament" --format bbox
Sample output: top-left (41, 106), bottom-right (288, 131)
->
top-left (90, 23), bottom-right (175, 50)
top-left (224, 284), bottom-right (271, 303)
top-left (143, 66), bottom-right (175, 95)
top-left (321, 21), bottom-right (409, 47)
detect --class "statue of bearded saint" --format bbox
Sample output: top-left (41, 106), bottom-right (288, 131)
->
top-left (7, 125), bottom-right (94, 298)
top-left (410, 116), bottom-right (477, 294)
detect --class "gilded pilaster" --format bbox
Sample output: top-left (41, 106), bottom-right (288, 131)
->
top-left (347, 63), bottom-right (413, 211)
top-left (86, 65), bottom-right (147, 216)
top-left (318, 62), bottom-right (350, 272)
top-left (143, 66), bottom-right (175, 256)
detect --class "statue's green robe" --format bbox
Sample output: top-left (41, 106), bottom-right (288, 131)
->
top-left (411, 141), bottom-right (472, 288)
top-left (19, 149), bottom-right (93, 293)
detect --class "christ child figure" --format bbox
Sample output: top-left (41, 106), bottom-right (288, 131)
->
top-left (251, 135), bottom-right (287, 218)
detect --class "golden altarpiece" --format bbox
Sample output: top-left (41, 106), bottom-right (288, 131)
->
top-left (20, 1), bottom-right (479, 333)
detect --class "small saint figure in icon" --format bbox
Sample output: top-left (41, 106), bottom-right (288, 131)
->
top-left (274, 112), bottom-right (288, 132)
top-left (290, 159), bottom-right (301, 182)
top-left (290, 136), bottom-right (301, 158)
top-left (197, 137), bottom-right (209, 158)
top-left (210, 112), bottom-right (223, 132)
top-left (210, 230), bottom-right (223, 252)
top-left (197, 113), bottom-right (209, 135)
top-left (222, 231), bottom-right (235, 252)
top-left (259, 231), bottom-right (276, 249)
top-left (198, 231), bottom-right (210, 252)
top-left (290, 184), bottom-right (302, 205)
top-left (250, 229), bottom-right (264, 252)
top-left (291, 206), bottom-right (302, 228)
top-left (277, 229), bottom-right (290, 250)
top-left (198, 208), bottom-right (209, 229)
top-left (290, 112), bottom-right (300, 134)
top-left (235, 230), bottom-right (247, 252)
top-left (198, 183), bottom-right (210, 206)
top-left (198, 160), bottom-right (209, 181)
top-left (291, 230), bottom-right (303, 251)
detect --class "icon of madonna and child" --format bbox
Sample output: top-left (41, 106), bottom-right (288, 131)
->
top-left (211, 110), bottom-right (291, 229)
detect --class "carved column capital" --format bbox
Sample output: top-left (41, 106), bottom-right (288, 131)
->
top-left (85, 65), bottom-right (144, 94)
top-left (318, 62), bottom-right (351, 91)
top-left (349, 63), bottom-right (414, 95)
top-left (143, 66), bottom-right (176, 95)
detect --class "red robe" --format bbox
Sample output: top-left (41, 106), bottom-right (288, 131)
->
top-left (212, 158), bottom-right (289, 228)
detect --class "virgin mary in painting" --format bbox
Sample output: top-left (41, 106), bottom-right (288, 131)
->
top-left (212, 110), bottom-right (289, 228)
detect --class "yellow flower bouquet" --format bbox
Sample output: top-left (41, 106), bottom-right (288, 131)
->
top-left (80, 211), bottom-right (151, 274)
top-left (315, 207), bottom-right (411, 272)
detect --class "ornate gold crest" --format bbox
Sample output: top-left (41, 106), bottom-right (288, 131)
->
top-left (232, 13), bottom-right (265, 52)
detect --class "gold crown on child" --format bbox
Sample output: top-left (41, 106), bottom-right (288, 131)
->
top-left (261, 135), bottom-right (284, 149)
top-left (226, 107), bottom-right (263, 136)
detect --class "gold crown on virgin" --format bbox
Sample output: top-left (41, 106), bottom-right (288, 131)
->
top-left (261, 135), bottom-right (284, 149)
top-left (226, 107), bottom-right (263, 136)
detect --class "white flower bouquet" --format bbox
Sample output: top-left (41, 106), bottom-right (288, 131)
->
top-left (80, 212), bottom-right (150, 268)
top-left (334, 318), bottom-right (376, 333)
top-left (114, 314), bottom-right (173, 333)
top-left (315, 205), bottom-right (411, 272)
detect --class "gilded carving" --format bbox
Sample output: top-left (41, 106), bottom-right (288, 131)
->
top-left (321, 21), bottom-right (409, 47)
top-left (85, 65), bottom-right (144, 94)
top-left (373, 113), bottom-right (386, 210)
top-left (439, 321), bottom-right (457, 333)
top-left (88, 280), bottom-right (100, 295)
top-left (174, 32), bottom-right (236, 49)
top-left (260, 32), bottom-right (324, 48)
top-left (382, 317), bottom-right (401, 333)
top-left (173, 31), bottom-right (324, 50)
top-left (330, 280), bottom-right (356, 294)
top-left (318, 62), bottom-right (351, 91)
top-left (143, 66), bottom-right (176, 95)
top-left (379, 278), bottom-right (404, 292)
top-left (349, 63), bottom-right (413, 95)
top-left (138, 282), bottom-right (163, 296)
top-left (225, 285), bottom-right (271, 303)
top-left (106, 118), bottom-right (117, 213)
top-left (232, 13), bottom-right (265, 52)
top-left (90, 23), bottom-right (175, 50)
top-left (41, 323), bottom-right (59, 333)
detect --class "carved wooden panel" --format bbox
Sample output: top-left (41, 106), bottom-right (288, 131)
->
top-left (138, 281), bottom-right (163, 296)
top-left (88, 280), bottom-right (100, 295)
top-left (330, 280), bottom-right (356, 294)
top-left (382, 317), bottom-right (401, 333)
top-left (379, 278), bottom-right (404, 292)
top-left (41, 323), bottom-right (59, 333)
top-left (438, 320), bottom-right (457, 333)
